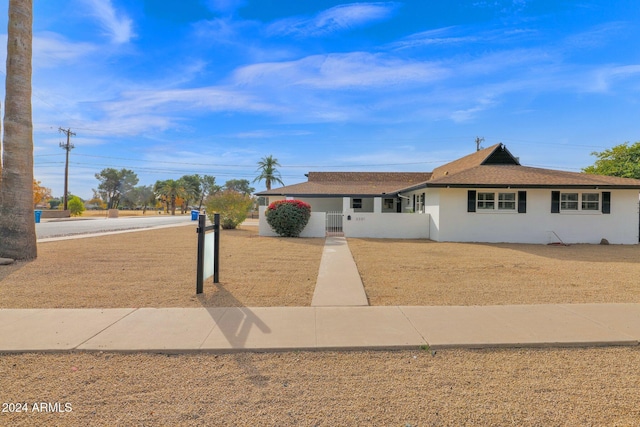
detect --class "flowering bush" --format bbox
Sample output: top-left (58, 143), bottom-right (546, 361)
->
top-left (265, 200), bottom-right (311, 237)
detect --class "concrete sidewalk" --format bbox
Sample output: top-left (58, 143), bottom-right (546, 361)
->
top-left (1, 304), bottom-right (639, 353)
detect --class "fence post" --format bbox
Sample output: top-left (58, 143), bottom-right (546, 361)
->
top-left (196, 214), bottom-right (206, 294)
top-left (213, 213), bottom-right (220, 284)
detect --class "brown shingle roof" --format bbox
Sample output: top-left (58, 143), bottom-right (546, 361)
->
top-left (256, 144), bottom-right (640, 196)
top-left (256, 172), bottom-right (432, 196)
top-left (306, 172), bottom-right (433, 183)
top-left (427, 164), bottom-right (640, 188)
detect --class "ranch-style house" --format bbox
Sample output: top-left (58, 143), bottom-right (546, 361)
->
top-left (256, 144), bottom-right (640, 244)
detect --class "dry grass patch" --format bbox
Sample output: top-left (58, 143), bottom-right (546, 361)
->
top-left (0, 226), bottom-right (324, 308)
top-left (348, 239), bottom-right (640, 306)
top-left (1, 348), bottom-right (640, 425)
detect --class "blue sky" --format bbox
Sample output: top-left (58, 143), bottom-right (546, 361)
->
top-left (1, 0), bottom-right (639, 199)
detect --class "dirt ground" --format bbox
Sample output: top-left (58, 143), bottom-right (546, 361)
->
top-left (3, 226), bottom-right (640, 424)
top-left (3, 225), bottom-right (639, 308)
top-left (1, 347), bottom-right (640, 426)
top-left (0, 225), bottom-right (324, 308)
top-left (348, 238), bottom-right (640, 306)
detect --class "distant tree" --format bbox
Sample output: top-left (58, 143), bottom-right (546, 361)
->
top-left (137, 185), bottom-right (156, 214)
top-left (47, 197), bottom-right (62, 210)
top-left (95, 168), bottom-right (139, 209)
top-left (33, 179), bottom-right (52, 208)
top-left (224, 179), bottom-right (255, 196)
top-left (253, 155), bottom-right (284, 190)
top-left (67, 195), bottom-right (85, 217)
top-left (120, 185), bottom-right (155, 212)
top-left (198, 175), bottom-right (220, 210)
top-left (86, 197), bottom-right (106, 210)
top-left (206, 190), bottom-right (253, 229)
top-left (583, 142), bottom-right (640, 179)
top-left (179, 175), bottom-right (202, 213)
top-left (154, 179), bottom-right (186, 215)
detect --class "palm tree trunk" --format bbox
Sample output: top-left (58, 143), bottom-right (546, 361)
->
top-left (0, 0), bottom-right (36, 260)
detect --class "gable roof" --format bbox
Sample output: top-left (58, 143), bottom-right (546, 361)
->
top-left (255, 172), bottom-right (432, 197)
top-left (429, 143), bottom-right (519, 180)
top-left (256, 144), bottom-right (640, 197)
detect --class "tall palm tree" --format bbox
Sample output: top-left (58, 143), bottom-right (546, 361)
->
top-left (156, 179), bottom-right (186, 216)
top-left (0, 0), bottom-right (35, 260)
top-left (253, 155), bottom-right (284, 191)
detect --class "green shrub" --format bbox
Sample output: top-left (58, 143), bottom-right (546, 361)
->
top-left (205, 190), bottom-right (253, 229)
top-left (265, 200), bottom-right (311, 237)
top-left (68, 196), bottom-right (86, 217)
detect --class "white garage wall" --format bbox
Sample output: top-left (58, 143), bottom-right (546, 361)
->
top-left (436, 188), bottom-right (639, 244)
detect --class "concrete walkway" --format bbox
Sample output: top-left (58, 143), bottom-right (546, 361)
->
top-left (3, 237), bottom-right (640, 353)
top-left (1, 304), bottom-right (639, 352)
top-left (311, 237), bottom-right (368, 307)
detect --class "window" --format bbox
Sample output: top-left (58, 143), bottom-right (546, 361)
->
top-left (352, 198), bottom-right (362, 209)
top-left (383, 198), bottom-right (394, 209)
top-left (582, 193), bottom-right (599, 211)
top-left (477, 192), bottom-right (495, 210)
top-left (469, 191), bottom-right (523, 213)
top-left (560, 193), bottom-right (579, 210)
top-left (498, 193), bottom-right (516, 210)
top-left (553, 192), bottom-right (604, 213)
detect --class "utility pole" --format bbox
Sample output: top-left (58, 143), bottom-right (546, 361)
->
top-left (59, 127), bottom-right (76, 211)
top-left (475, 136), bottom-right (485, 152)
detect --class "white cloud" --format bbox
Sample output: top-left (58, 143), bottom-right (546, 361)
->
top-left (102, 87), bottom-right (277, 117)
top-left (267, 2), bottom-right (400, 37)
top-left (81, 0), bottom-right (135, 44)
top-left (32, 32), bottom-right (97, 67)
top-left (233, 52), bottom-right (447, 89)
top-left (389, 27), bottom-right (480, 50)
top-left (563, 22), bottom-right (627, 50)
top-left (589, 64), bottom-right (640, 93)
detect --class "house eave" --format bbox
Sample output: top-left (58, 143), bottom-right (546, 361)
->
top-left (256, 193), bottom-right (391, 198)
top-left (423, 184), bottom-right (640, 190)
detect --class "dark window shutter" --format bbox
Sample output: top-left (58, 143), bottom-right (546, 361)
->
top-left (467, 190), bottom-right (476, 213)
top-left (517, 191), bottom-right (527, 213)
top-left (551, 191), bottom-right (560, 213)
top-left (602, 191), bottom-right (611, 214)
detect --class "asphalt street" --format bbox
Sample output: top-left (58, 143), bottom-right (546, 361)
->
top-left (36, 215), bottom-right (194, 240)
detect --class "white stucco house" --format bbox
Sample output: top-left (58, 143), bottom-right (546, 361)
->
top-left (256, 144), bottom-right (640, 244)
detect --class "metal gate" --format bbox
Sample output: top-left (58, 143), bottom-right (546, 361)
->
top-left (326, 211), bottom-right (344, 236)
